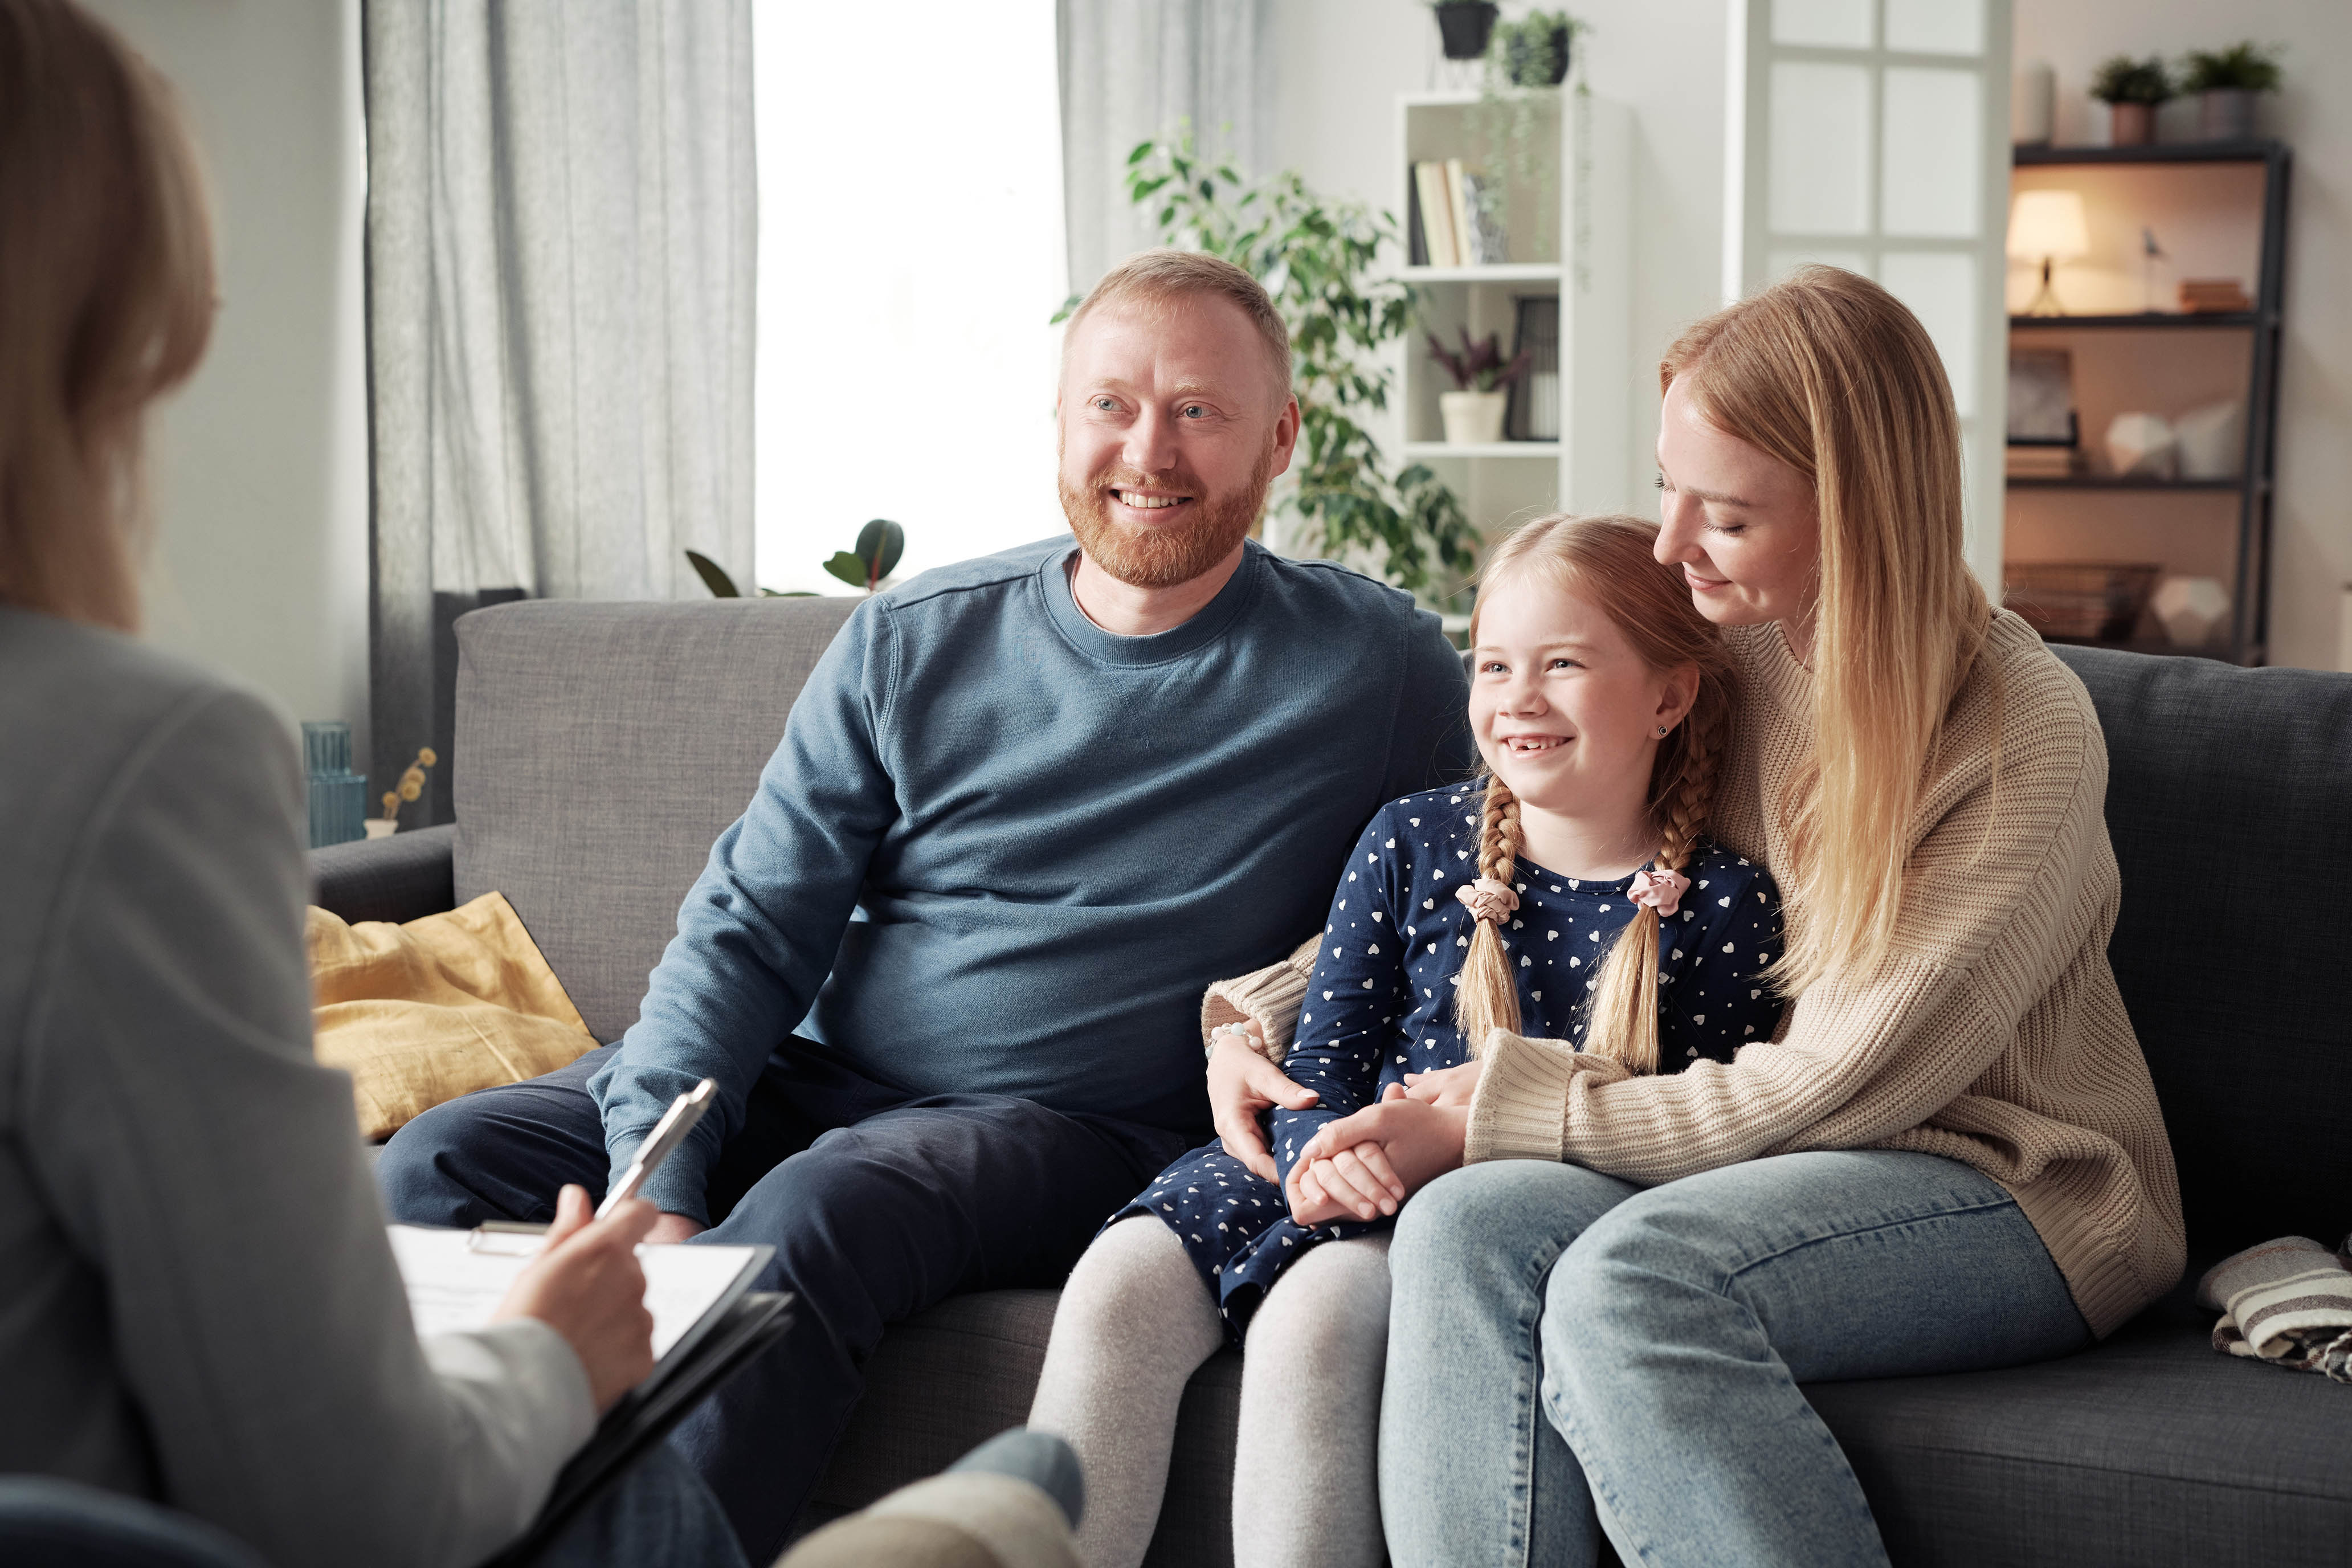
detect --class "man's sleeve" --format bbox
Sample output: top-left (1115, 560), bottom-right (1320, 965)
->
top-left (589, 599), bottom-right (901, 1222)
top-left (1383, 606), bottom-right (1473, 800)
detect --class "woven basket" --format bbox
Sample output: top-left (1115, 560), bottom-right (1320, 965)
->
top-left (2003, 562), bottom-right (2162, 642)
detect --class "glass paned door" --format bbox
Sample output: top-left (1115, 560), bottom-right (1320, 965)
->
top-left (1724, 0), bottom-right (2013, 585)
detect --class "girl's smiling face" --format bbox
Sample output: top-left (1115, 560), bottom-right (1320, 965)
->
top-left (1469, 574), bottom-right (1697, 828)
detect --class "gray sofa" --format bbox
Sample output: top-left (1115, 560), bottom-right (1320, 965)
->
top-left (315, 597), bottom-right (2352, 1566)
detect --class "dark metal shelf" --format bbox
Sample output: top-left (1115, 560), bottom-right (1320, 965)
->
top-left (2010, 312), bottom-right (2257, 330)
top-left (2014, 138), bottom-right (2281, 167)
top-left (2006, 475), bottom-right (2243, 492)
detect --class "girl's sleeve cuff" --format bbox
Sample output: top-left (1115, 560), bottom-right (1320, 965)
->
top-left (1466, 1030), bottom-right (1630, 1163)
top-left (1199, 934), bottom-right (1319, 1061)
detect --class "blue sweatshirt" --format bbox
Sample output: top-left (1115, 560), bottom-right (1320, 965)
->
top-left (589, 536), bottom-right (1472, 1220)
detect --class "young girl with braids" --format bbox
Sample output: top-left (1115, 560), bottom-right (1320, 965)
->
top-left (1028, 513), bottom-right (1786, 1568)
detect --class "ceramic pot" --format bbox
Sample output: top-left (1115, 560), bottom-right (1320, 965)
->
top-left (2199, 88), bottom-right (2257, 139)
top-left (2108, 101), bottom-right (2155, 146)
top-left (363, 818), bottom-right (399, 840)
top-left (1433, 1), bottom-right (1497, 61)
top-left (1440, 390), bottom-right (1509, 446)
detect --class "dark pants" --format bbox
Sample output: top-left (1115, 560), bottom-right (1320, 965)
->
top-left (375, 1039), bottom-right (1187, 1565)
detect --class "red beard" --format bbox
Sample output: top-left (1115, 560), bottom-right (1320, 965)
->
top-left (1059, 444), bottom-right (1276, 590)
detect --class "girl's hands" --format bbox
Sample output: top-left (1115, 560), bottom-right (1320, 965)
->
top-left (1285, 1138), bottom-right (1406, 1226)
top-left (1293, 1084), bottom-right (1471, 1208)
top-left (492, 1185), bottom-right (658, 1414)
top-left (1207, 1021), bottom-right (1318, 1183)
top-left (1402, 1057), bottom-right (1484, 1108)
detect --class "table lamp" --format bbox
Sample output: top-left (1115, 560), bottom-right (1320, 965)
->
top-left (2007, 189), bottom-right (2089, 316)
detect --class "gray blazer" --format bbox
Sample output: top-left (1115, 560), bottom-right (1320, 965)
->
top-left (0, 607), bottom-right (591, 1566)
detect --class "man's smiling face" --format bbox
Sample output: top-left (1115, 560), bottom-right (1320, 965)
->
top-left (1056, 293), bottom-right (1297, 589)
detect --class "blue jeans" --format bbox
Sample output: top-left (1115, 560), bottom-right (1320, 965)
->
top-left (1381, 1150), bottom-right (2090, 1568)
top-left (379, 1040), bottom-right (1185, 1565)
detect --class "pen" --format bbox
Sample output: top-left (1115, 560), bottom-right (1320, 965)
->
top-left (597, 1079), bottom-right (718, 1221)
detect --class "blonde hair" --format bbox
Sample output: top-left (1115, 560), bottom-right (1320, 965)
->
top-left (0, 0), bottom-right (214, 632)
top-left (1063, 248), bottom-right (1292, 401)
top-left (1455, 514), bottom-right (1736, 1074)
top-left (1660, 267), bottom-right (1990, 992)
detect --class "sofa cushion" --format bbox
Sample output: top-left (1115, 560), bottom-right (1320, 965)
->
top-left (451, 598), bottom-right (858, 1043)
top-left (2052, 647), bottom-right (2352, 1260)
top-left (1809, 1287), bottom-right (2352, 1565)
top-left (798, 1291), bottom-right (1242, 1568)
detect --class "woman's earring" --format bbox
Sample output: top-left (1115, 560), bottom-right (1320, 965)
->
top-left (1656, 724), bottom-right (1669, 737)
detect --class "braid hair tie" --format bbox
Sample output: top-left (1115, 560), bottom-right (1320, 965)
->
top-left (1626, 865), bottom-right (1690, 918)
top-left (1455, 877), bottom-right (1520, 925)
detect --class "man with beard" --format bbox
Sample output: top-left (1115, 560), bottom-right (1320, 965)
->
top-left (376, 250), bottom-right (1469, 1561)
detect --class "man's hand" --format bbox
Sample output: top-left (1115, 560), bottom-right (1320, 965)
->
top-left (1207, 1023), bottom-right (1318, 1183)
top-left (1295, 1084), bottom-right (1469, 1203)
top-left (1402, 1057), bottom-right (1484, 1108)
top-left (492, 1185), bottom-right (659, 1413)
top-left (644, 1212), bottom-right (708, 1247)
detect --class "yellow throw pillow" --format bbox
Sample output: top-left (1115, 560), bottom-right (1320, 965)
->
top-left (308, 892), bottom-right (597, 1141)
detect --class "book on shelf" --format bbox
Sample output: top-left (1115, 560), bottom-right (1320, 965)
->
top-left (1506, 294), bottom-right (1560, 442)
top-left (2178, 277), bottom-right (2251, 313)
top-left (1412, 161), bottom-right (1459, 267)
top-left (1445, 158), bottom-right (1478, 272)
top-left (1406, 168), bottom-right (1429, 267)
top-left (2004, 444), bottom-right (2077, 479)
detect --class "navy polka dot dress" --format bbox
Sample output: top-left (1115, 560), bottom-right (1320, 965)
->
top-left (1113, 782), bottom-right (1786, 1342)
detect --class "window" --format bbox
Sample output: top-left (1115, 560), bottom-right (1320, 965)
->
top-left (753, 6), bottom-right (1068, 593)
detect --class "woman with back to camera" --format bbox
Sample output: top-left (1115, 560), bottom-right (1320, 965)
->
top-left (0, 3), bottom-right (742, 1563)
top-left (1204, 267), bottom-right (2184, 1567)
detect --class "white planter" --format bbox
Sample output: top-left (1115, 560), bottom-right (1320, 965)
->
top-left (363, 818), bottom-right (399, 840)
top-left (1439, 390), bottom-right (1509, 446)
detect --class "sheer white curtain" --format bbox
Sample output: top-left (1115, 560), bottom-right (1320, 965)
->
top-left (753, 4), bottom-right (1067, 593)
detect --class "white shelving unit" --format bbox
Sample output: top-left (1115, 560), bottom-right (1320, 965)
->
top-left (1393, 88), bottom-right (1634, 561)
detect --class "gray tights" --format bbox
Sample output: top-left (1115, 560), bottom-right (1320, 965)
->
top-left (1028, 1216), bottom-right (1391, 1568)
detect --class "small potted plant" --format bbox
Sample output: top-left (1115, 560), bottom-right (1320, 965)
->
top-left (1428, 328), bottom-right (1530, 447)
top-left (1492, 9), bottom-right (1580, 88)
top-left (1431, 1), bottom-right (1499, 62)
top-left (2180, 42), bottom-right (2281, 140)
top-left (2090, 55), bottom-right (2174, 147)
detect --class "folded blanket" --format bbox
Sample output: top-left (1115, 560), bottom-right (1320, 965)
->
top-left (2194, 1235), bottom-right (2352, 1383)
top-left (308, 892), bottom-right (597, 1141)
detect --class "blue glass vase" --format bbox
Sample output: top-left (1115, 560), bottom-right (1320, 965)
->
top-left (302, 721), bottom-right (368, 848)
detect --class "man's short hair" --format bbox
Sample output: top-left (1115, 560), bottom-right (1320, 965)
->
top-left (1063, 248), bottom-right (1293, 402)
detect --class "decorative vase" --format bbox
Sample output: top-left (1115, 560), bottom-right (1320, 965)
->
top-left (2108, 101), bottom-right (2155, 146)
top-left (1433, 1), bottom-right (1498, 62)
top-left (1440, 389), bottom-right (1510, 446)
top-left (2198, 88), bottom-right (2257, 139)
top-left (2153, 576), bottom-right (2230, 647)
top-left (300, 720), bottom-right (367, 848)
top-left (363, 818), bottom-right (399, 840)
top-left (2105, 411), bottom-right (2179, 479)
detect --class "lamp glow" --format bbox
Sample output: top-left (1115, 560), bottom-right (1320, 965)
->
top-left (2007, 190), bottom-right (2089, 316)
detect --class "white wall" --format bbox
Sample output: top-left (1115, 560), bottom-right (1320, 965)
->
top-left (87, 0), bottom-right (373, 764)
top-left (1271, 0), bottom-right (1736, 529)
top-left (2014, 1), bottom-right (2352, 669)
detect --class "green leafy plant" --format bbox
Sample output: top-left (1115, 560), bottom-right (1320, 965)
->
top-left (1427, 328), bottom-right (1530, 393)
top-left (2090, 55), bottom-right (2175, 106)
top-left (686, 550), bottom-right (789, 598)
top-left (1057, 132), bottom-right (1478, 597)
top-left (2180, 42), bottom-right (2282, 95)
top-left (1492, 9), bottom-right (1580, 88)
top-left (822, 519), bottom-right (905, 591)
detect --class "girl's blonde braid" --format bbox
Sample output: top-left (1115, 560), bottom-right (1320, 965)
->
top-left (1452, 774), bottom-right (1525, 1054)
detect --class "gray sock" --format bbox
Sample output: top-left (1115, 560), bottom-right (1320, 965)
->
top-left (1232, 1235), bottom-right (1392, 1568)
top-left (1028, 1217), bottom-right (1224, 1568)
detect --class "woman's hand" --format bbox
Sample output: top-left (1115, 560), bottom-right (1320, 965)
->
top-left (1402, 1057), bottom-right (1484, 1108)
top-left (492, 1185), bottom-right (659, 1414)
top-left (1207, 1022), bottom-right (1318, 1183)
top-left (1295, 1085), bottom-right (1470, 1200)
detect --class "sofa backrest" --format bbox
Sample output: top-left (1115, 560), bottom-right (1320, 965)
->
top-left (452, 598), bottom-right (856, 1043)
top-left (2054, 646), bottom-right (2352, 1260)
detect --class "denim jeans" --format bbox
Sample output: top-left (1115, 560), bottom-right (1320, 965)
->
top-left (1381, 1150), bottom-right (2090, 1568)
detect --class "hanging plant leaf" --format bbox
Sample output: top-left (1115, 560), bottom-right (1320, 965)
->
top-left (855, 518), bottom-right (905, 586)
top-left (822, 551), bottom-right (870, 589)
top-left (685, 549), bottom-right (742, 598)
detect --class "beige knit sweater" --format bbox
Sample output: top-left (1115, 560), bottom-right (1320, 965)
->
top-left (1202, 610), bottom-right (2184, 1338)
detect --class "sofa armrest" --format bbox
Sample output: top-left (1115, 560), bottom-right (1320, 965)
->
top-left (309, 823), bottom-right (457, 925)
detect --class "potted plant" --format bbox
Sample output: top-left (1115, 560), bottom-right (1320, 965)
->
top-left (2180, 42), bottom-right (2281, 140)
top-left (1492, 9), bottom-right (1579, 88)
top-left (2090, 55), bottom-right (2174, 147)
top-left (1431, 1), bottom-right (1499, 63)
top-left (1427, 328), bottom-right (1530, 447)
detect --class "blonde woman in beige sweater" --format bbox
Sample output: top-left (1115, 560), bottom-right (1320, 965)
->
top-left (1202, 268), bottom-right (2183, 1567)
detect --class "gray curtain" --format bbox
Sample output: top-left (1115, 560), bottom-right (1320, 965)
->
top-left (1057, 0), bottom-right (1274, 296)
top-left (364, 0), bottom-right (754, 823)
